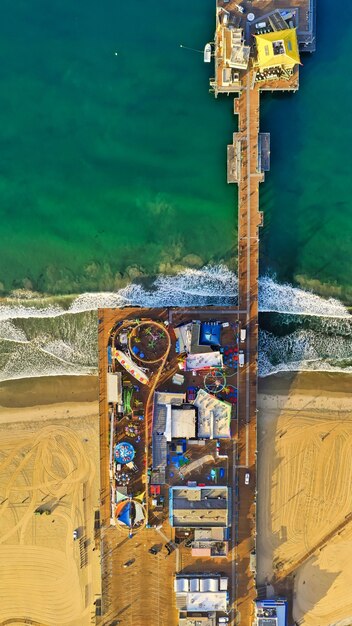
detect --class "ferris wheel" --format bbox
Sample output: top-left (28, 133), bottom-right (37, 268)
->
top-left (204, 369), bottom-right (226, 394)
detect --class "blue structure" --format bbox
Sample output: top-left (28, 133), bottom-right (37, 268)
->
top-left (200, 322), bottom-right (221, 346)
top-left (114, 441), bottom-right (135, 464)
top-left (119, 501), bottom-right (132, 526)
top-left (256, 599), bottom-right (288, 626)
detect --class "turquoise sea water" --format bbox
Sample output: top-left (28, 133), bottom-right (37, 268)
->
top-left (0, 0), bottom-right (351, 298)
top-left (260, 1), bottom-right (352, 300)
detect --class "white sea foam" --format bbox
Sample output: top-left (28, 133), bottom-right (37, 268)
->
top-left (0, 266), bottom-right (349, 320)
top-left (259, 329), bottom-right (352, 377)
top-left (0, 266), bottom-right (350, 382)
top-left (0, 340), bottom-right (95, 382)
top-left (0, 320), bottom-right (29, 343)
top-left (259, 276), bottom-right (349, 318)
top-left (41, 340), bottom-right (78, 364)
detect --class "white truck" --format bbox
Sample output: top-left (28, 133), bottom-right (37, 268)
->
top-left (239, 351), bottom-right (244, 367)
top-left (240, 328), bottom-right (246, 342)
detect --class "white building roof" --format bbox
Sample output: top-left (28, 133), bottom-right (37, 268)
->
top-left (194, 389), bottom-right (231, 439)
top-left (171, 408), bottom-right (196, 439)
top-left (220, 577), bottom-right (228, 591)
top-left (186, 591), bottom-right (227, 612)
top-left (163, 402), bottom-right (196, 441)
top-left (175, 578), bottom-right (189, 593)
top-left (189, 578), bottom-right (199, 592)
top-left (175, 576), bottom-right (229, 613)
top-left (174, 324), bottom-right (192, 353)
top-left (186, 352), bottom-right (223, 371)
top-left (107, 372), bottom-right (122, 403)
top-left (199, 578), bottom-right (218, 593)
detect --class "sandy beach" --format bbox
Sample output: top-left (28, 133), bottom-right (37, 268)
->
top-left (0, 375), bottom-right (100, 626)
top-left (258, 372), bottom-right (352, 626)
top-left (1, 371), bottom-right (351, 625)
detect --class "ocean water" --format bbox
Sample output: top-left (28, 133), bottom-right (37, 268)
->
top-left (260, 1), bottom-right (352, 300)
top-left (0, 0), bottom-right (351, 380)
top-left (0, 0), bottom-right (351, 297)
top-left (0, 0), bottom-right (235, 294)
top-left (0, 267), bottom-right (351, 381)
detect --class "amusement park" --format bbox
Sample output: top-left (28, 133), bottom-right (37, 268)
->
top-left (104, 314), bottom-right (241, 529)
top-left (98, 306), bottom-right (254, 626)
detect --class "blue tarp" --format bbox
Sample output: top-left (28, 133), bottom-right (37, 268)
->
top-left (200, 322), bottom-right (221, 346)
top-left (119, 501), bottom-right (132, 526)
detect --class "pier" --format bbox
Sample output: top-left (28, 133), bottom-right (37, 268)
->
top-left (214, 0), bottom-right (315, 624)
top-left (232, 75), bottom-right (262, 626)
top-left (95, 1), bottom-right (316, 625)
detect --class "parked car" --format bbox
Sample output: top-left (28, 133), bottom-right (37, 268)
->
top-left (73, 529), bottom-right (78, 540)
top-left (149, 545), bottom-right (161, 555)
top-left (245, 472), bottom-right (250, 485)
top-left (123, 558), bottom-right (135, 568)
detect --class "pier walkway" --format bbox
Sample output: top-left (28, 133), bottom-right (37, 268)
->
top-left (230, 74), bottom-right (264, 625)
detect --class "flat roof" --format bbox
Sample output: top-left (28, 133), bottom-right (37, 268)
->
top-left (152, 391), bottom-right (185, 472)
top-left (186, 352), bottom-right (223, 371)
top-left (256, 599), bottom-right (287, 626)
top-left (175, 323), bottom-right (192, 353)
top-left (186, 591), bottom-right (227, 612)
top-left (170, 487), bottom-right (229, 527)
top-left (175, 576), bottom-right (228, 612)
top-left (178, 617), bottom-right (215, 626)
top-left (107, 372), bottom-right (122, 403)
top-left (167, 407), bottom-right (197, 440)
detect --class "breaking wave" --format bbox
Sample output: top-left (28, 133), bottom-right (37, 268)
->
top-left (0, 265), bottom-right (350, 381)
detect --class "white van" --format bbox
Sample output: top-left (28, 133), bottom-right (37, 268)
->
top-left (239, 351), bottom-right (244, 367)
top-left (240, 328), bottom-right (246, 342)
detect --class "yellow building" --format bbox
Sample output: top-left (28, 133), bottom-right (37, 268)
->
top-left (254, 28), bottom-right (301, 70)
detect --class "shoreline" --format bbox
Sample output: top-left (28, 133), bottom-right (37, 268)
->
top-left (0, 374), bottom-right (99, 408)
top-left (0, 369), bottom-right (350, 411)
top-left (0, 371), bottom-right (351, 409)
top-left (258, 370), bottom-right (352, 396)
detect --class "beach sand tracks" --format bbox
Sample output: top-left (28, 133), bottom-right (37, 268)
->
top-left (257, 375), bottom-right (352, 626)
top-left (259, 408), bottom-right (352, 578)
top-left (293, 530), bottom-right (352, 625)
top-left (0, 545), bottom-right (83, 623)
top-left (0, 412), bottom-right (100, 626)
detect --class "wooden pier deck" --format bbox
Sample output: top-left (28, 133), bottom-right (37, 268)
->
top-left (219, 0), bottom-right (315, 617)
top-left (231, 75), bottom-right (263, 626)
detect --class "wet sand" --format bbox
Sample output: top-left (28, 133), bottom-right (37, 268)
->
top-left (259, 370), bottom-right (352, 396)
top-left (0, 374), bottom-right (99, 408)
top-left (1, 371), bottom-right (349, 409)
